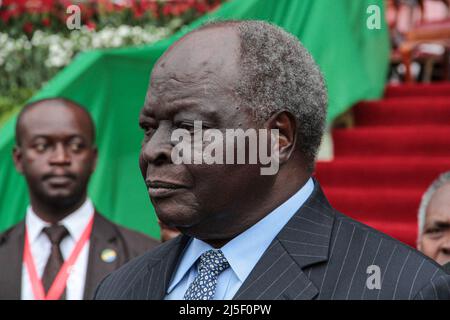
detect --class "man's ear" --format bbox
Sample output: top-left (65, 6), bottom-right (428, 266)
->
top-left (12, 146), bottom-right (24, 174)
top-left (265, 111), bottom-right (297, 164)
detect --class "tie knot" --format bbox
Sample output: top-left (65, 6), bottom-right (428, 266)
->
top-left (198, 249), bottom-right (229, 275)
top-left (42, 224), bottom-right (69, 245)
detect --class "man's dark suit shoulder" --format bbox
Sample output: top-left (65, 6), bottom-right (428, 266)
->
top-left (0, 223), bottom-right (20, 244)
top-left (320, 209), bottom-right (450, 300)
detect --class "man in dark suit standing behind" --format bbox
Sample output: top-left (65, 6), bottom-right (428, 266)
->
top-left (0, 98), bottom-right (158, 300)
top-left (95, 20), bottom-right (450, 300)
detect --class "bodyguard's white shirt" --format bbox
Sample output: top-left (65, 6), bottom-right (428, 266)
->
top-left (21, 199), bottom-right (94, 300)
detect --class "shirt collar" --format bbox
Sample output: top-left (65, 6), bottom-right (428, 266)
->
top-left (167, 178), bottom-right (314, 293)
top-left (25, 198), bottom-right (95, 244)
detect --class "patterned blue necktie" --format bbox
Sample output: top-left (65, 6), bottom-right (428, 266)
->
top-left (183, 249), bottom-right (230, 300)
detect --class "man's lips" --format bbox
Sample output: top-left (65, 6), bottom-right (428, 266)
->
top-left (43, 174), bottom-right (76, 186)
top-left (145, 180), bottom-right (188, 198)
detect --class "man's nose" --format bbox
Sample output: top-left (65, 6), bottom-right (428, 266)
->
top-left (141, 123), bottom-right (173, 166)
top-left (439, 235), bottom-right (450, 255)
top-left (48, 143), bottom-right (71, 165)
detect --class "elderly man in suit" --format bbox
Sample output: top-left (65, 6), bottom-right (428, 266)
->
top-left (0, 98), bottom-right (158, 300)
top-left (95, 20), bottom-right (450, 300)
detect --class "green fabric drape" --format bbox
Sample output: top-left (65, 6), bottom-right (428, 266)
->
top-left (0, 0), bottom-right (389, 237)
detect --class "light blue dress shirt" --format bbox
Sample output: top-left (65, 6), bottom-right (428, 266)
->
top-left (165, 178), bottom-right (314, 300)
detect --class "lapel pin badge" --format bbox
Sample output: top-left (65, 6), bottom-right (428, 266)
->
top-left (101, 248), bottom-right (117, 263)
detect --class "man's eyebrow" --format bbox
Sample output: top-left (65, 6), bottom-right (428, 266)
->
top-left (140, 100), bottom-right (218, 121)
top-left (67, 134), bottom-right (87, 140)
top-left (30, 134), bottom-right (50, 141)
top-left (429, 221), bottom-right (450, 229)
top-left (170, 100), bottom-right (221, 119)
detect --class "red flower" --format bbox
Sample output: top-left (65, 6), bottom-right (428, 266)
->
top-left (59, 0), bottom-right (74, 8)
top-left (0, 12), bottom-right (11, 24)
top-left (161, 2), bottom-right (191, 17)
top-left (133, 8), bottom-right (144, 18)
top-left (162, 3), bottom-right (172, 17)
top-left (97, 0), bottom-right (116, 13)
top-left (86, 21), bottom-right (96, 31)
top-left (4, 2), bottom-right (23, 19)
top-left (140, 0), bottom-right (158, 12)
top-left (194, 2), bottom-right (209, 14)
top-left (131, 1), bottom-right (144, 19)
top-left (23, 21), bottom-right (34, 34)
top-left (1, 0), bottom-right (18, 5)
top-left (174, 3), bottom-right (190, 16)
top-left (42, 17), bottom-right (51, 26)
top-left (25, 0), bottom-right (48, 14)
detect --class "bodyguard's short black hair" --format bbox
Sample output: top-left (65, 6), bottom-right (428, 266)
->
top-left (15, 97), bottom-right (96, 146)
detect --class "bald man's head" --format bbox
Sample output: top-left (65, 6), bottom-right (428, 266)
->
top-left (15, 98), bottom-right (96, 146)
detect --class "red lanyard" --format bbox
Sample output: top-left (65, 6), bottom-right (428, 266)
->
top-left (23, 215), bottom-right (94, 300)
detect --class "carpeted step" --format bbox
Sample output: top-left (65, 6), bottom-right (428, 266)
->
top-left (315, 157), bottom-right (450, 189)
top-left (333, 126), bottom-right (450, 157)
top-left (385, 82), bottom-right (450, 98)
top-left (322, 186), bottom-right (423, 222)
top-left (317, 83), bottom-right (450, 247)
top-left (354, 98), bottom-right (450, 126)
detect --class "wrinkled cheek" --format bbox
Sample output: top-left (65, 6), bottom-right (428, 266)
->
top-left (421, 239), bottom-right (439, 260)
top-left (153, 191), bottom-right (201, 226)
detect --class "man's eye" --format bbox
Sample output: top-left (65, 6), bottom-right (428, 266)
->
top-left (143, 125), bottom-right (156, 136)
top-left (69, 142), bottom-right (83, 152)
top-left (176, 122), bottom-right (197, 132)
top-left (34, 143), bottom-right (48, 152)
top-left (426, 228), bottom-right (443, 237)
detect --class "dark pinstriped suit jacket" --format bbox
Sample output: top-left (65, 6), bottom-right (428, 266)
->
top-left (94, 181), bottom-right (450, 300)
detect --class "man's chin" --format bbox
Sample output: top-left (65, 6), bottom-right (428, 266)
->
top-left (156, 210), bottom-right (201, 232)
top-left (42, 191), bottom-right (84, 208)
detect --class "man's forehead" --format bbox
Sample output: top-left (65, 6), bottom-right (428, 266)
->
top-left (20, 103), bottom-right (90, 137)
top-left (427, 183), bottom-right (450, 220)
top-left (151, 26), bottom-right (241, 82)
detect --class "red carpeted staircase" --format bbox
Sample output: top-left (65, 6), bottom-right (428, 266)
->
top-left (315, 82), bottom-right (450, 247)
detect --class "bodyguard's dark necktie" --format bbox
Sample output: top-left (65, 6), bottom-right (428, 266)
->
top-left (184, 249), bottom-right (230, 300)
top-left (42, 225), bottom-right (69, 299)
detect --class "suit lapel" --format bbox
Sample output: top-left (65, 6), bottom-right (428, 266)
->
top-left (0, 222), bottom-right (25, 299)
top-left (129, 235), bottom-right (190, 300)
top-left (83, 212), bottom-right (124, 300)
top-left (234, 181), bottom-right (335, 300)
top-left (233, 240), bottom-right (319, 300)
